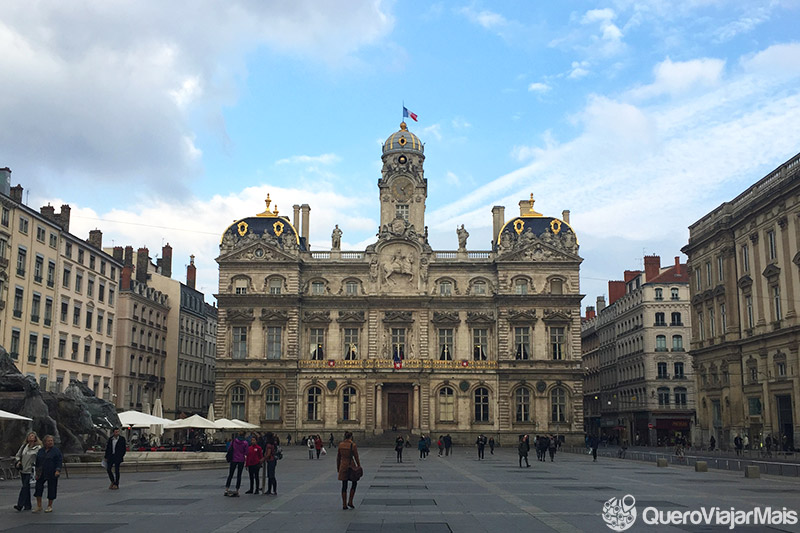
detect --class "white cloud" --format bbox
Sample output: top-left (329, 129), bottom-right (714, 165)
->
top-left (422, 124), bottom-right (442, 141)
top-left (460, 6), bottom-right (509, 30)
top-left (740, 42), bottom-right (800, 77)
top-left (275, 153), bottom-right (341, 165)
top-left (568, 61), bottom-right (590, 79)
top-left (581, 8), bottom-right (615, 24)
top-left (451, 117), bottom-right (472, 129)
top-left (527, 82), bottom-right (551, 93)
top-left (445, 171), bottom-right (461, 186)
top-left (579, 7), bottom-right (625, 56)
top-left (628, 57), bottom-right (726, 99)
top-left (0, 1), bottom-right (394, 200)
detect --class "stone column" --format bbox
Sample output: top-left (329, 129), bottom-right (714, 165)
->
top-left (750, 233), bottom-right (766, 326)
top-left (779, 217), bottom-right (795, 318)
top-left (413, 383), bottom-right (421, 430)
top-left (376, 383), bottom-right (383, 430)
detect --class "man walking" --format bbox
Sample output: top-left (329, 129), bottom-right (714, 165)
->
top-left (444, 434), bottom-right (452, 457)
top-left (104, 428), bottom-right (126, 490)
top-left (476, 435), bottom-right (486, 460)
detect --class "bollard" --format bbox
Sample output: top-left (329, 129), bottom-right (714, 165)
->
top-left (695, 461), bottom-right (708, 472)
top-left (744, 465), bottom-right (760, 478)
top-left (657, 458), bottom-right (668, 467)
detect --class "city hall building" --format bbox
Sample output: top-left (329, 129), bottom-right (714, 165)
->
top-left (214, 122), bottom-right (585, 444)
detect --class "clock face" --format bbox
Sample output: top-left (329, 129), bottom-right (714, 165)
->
top-left (391, 177), bottom-right (413, 202)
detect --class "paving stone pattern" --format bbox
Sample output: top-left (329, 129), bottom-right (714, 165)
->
top-left (1, 446), bottom-right (799, 532)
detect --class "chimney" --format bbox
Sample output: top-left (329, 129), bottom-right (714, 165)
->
top-left (644, 255), bottom-right (661, 282)
top-left (161, 243), bottom-right (172, 278)
top-left (623, 270), bottom-right (640, 283)
top-left (293, 204), bottom-right (300, 230)
top-left (121, 264), bottom-right (132, 290)
top-left (491, 206), bottom-right (505, 250)
top-left (596, 295), bottom-right (606, 312)
top-left (562, 210), bottom-right (570, 224)
top-left (88, 229), bottom-right (102, 249)
top-left (112, 246), bottom-right (124, 262)
top-left (136, 247), bottom-right (149, 284)
top-left (123, 246), bottom-right (134, 267)
top-left (10, 184), bottom-right (23, 203)
top-left (300, 204), bottom-right (310, 244)
top-left (586, 305), bottom-right (596, 319)
top-left (0, 167), bottom-right (10, 196)
top-left (58, 204), bottom-right (71, 232)
top-left (519, 199), bottom-right (530, 216)
top-left (608, 281), bottom-right (626, 305)
top-left (187, 255), bottom-right (196, 289)
top-left (40, 204), bottom-right (56, 222)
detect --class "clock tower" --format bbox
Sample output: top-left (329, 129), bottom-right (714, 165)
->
top-left (378, 122), bottom-right (427, 234)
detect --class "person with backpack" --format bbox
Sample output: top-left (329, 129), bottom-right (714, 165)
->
top-left (437, 436), bottom-right (444, 457)
top-left (548, 434), bottom-right (557, 462)
top-left (224, 431), bottom-right (249, 496)
top-left (418, 435), bottom-right (427, 460)
top-left (264, 432), bottom-right (279, 495)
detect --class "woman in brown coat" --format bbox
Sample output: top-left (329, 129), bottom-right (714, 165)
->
top-left (336, 431), bottom-right (360, 510)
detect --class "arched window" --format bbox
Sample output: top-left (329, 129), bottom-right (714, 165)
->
top-left (307, 386), bottom-right (322, 421)
top-left (656, 335), bottom-right (667, 351)
top-left (439, 387), bottom-right (455, 422)
top-left (474, 387), bottom-right (490, 422)
top-left (672, 335), bottom-right (683, 351)
top-left (657, 387), bottom-right (670, 406)
top-left (655, 288), bottom-right (663, 300)
top-left (674, 387), bottom-right (687, 406)
top-left (230, 385), bottom-right (246, 420)
top-left (551, 387), bottom-right (566, 422)
top-left (342, 386), bottom-right (356, 421)
top-left (550, 279), bottom-right (563, 295)
top-left (439, 280), bottom-right (452, 296)
top-left (264, 386), bottom-right (281, 420)
top-left (515, 387), bottom-right (531, 422)
top-left (655, 312), bottom-right (666, 326)
top-left (671, 312), bottom-right (682, 326)
top-left (671, 287), bottom-right (679, 300)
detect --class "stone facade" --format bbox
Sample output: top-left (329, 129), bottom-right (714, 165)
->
top-left (582, 256), bottom-right (695, 446)
top-left (214, 122), bottom-right (585, 444)
top-left (682, 152), bottom-right (800, 451)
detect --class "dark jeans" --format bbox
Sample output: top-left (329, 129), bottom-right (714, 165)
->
top-left (266, 459), bottom-right (277, 494)
top-left (316, 448), bottom-right (321, 459)
top-left (247, 465), bottom-right (260, 492)
top-left (107, 460), bottom-right (121, 485)
top-left (592, 447), bottom-right (598, 461)
top-left (396, 448), bottom-right (403, 462)
top-left (34, 475), bottom-right (58, 501)
top-left (445, 446), bottom-right (451, 456)
top-left (549, 448), bottom-right (556, 461)
top-left (17, 473), bottom-right (32, 509)
top-left (226, 462), bottom-right (244, 490)
top-left (519, 453), bottom-right (529, 467)
top-left (478, 447), bottom-right (485, 459)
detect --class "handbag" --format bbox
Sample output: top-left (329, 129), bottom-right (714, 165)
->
top-left (225, 446), bottom-right (233, 463)
top-left (347, 442), bottom-right (363, 482)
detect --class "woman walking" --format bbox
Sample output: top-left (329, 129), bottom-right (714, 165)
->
top-left (395, 435), bottom-right (404, 463)
top-left (33, 435), bottom-right (62, 513)
top-left (13, 431), bottom-right (41, 511)
top-left (518, 434), bottom-right (531, 468)
top-left (245, 437), bottom-right (263, 494)
top-left (336, 431), bottom-right (361, 510)
top-left (264, 432), bottom-right (278, 495)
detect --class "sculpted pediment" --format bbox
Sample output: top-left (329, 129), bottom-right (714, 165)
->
top-left (543, 309), bottom-right (572, 323)
top-left (431, 311), bottom-right (460, 325)
top-left (260, 309), bottom-right (289, 323)
top-left (762, 264), bottom-right (781, 280)
top-left (466, 311), bottom-right (495, 325)
top-left (497, 237), bottom-right (580, 262)
top-left (383, 311), bottom-right (414, 324)
top-left (228, 308), bottom-right (255, 322)
top-left (219, 236), bottom-right (299, 262)
top-left (303, 310), bottom-right (331, 324)
top-left (507, 309), bottom-right (538, 323)
top-left (337, 311), bottom-right (366, 324)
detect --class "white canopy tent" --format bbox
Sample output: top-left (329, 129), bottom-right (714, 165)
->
top-left (166, 414), bottom-right (220, 430)
top-left (231, 419), bottom-right (259, 429)
top-left (214, 418), bottom-right (249, 430)
top-left (0, 409), bottom-right (32, 421)
top-left (117, 410), bottom-right (173, 428)
top-left (151, 399), bottom-right (165, 445)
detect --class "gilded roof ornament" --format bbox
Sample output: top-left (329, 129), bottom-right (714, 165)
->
top-left (524, 193), bottom-right (543, 217)
top-left (257, 193), bottom-right (279, 217)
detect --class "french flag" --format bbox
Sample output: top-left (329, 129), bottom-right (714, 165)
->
top-left (403, 106), bottom-right (418, 122)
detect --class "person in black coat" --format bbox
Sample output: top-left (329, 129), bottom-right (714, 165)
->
top-left (105, 428), bottom-right (127, 490)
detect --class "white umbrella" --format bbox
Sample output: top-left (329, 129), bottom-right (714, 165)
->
top-left (0, 409), bottom-right (33, 421)
top-left (150, 399), bottom-right (165, 445)
top-left (213, 418), bottom-right (246, 430)
top-left (118, 410), bottom-right (173, 428)
top-left (206, 404), bottom-right (216, 438)
top-left (166, 414), bottom-right (220, 429)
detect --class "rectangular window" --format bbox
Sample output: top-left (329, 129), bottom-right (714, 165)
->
top-left (345, 281), bottom-right (359, 295)
top-left (438, 328), bottom-right (453, 360)
top-left (95, 344), bottom-right (102, 365)
top-left (709, 308), bottom-right (716, 337)
top-left (10, 329), bottom-right (20, 359)
top-left (742, 244), bottom-right (750, 272)
top-left (73, 303), bottom-right (81, 326)
top-left (698, 312), bottom-right (705, 341)
top-left (16, 247), bottom-right (26, 276)
top-left (71, 338), bottom-right (79, 360)
top-left (310, 328), bottom-right (325, 360)
top-left (658, 388), bottom-right (670, 406)
top-left (717, 256), bottom-right (724, 281)
top-left (75, 272), bottom-right (83, 293)
top-left (268, 278), bottom-right (282, 294)
top-left (85, 308), bottom-right (93, 329)
top-left (473, 328), bottom-right (488, 360)
top-left (550, 327), bottom-right (565, 360)
top-left (49, 233), bottom-right (57, 248)
top-left (58, 337), bottom-right (67, 359)
top-left (343, 328), bottom-right (358, 360)
top-left (107, 316), bottom-right (113, 336)
top-left (746, 296), bottom-right (754, 328)
top-left (1, 207), bottom-right (8, 227)
top-left (65, 242), bottom-right (72, 258)
top-left (31, 293), bottom-right (41, 322)
top-left (657, 361), bottom-right (668, 378)
top-left (311, 281), bottom-right (325, 295)
top-left (674, 362), bottom-right (684, 378)
top-left (47, 261), bottom-right (55, 287)
top-left (36, 225), bottom-right (46, 242)
top-left (13, 287), bottom-right (24, 318)
top-left (674, 388), bottom-right (687, 406)
top-left (19, 216), bottom-right (29, 234)
top-left (78, 249), bottom-right (84, 263)
top-left (34, 255), bottom-right (43, 283)
top-left (720, 304), bottom-right (727, 332)
top-left (83, 342), bottom-right (91, 363)
top-left (98, 281), bottom-right (105, 302)
top-left (27, 334), bottom-right (38, 363)
top-left (395, 204), bottom-right (409, 221)
top-left (44, 297), bottom-right (53, 326)
top-left (767, 230), bottom-right (776, 260)
top-left (62, 267), bottom-right (71, 289)
top-left (89, 255), bottom-right (95, 270)
top-left (266, 326), bottom-right (282, 359)
top-left (777, 361), bottom-right (786, 377)
top-left (671, 288), bottom-right (679, 300)
top-left (108, 287), bottom-right (115, 306)
top-left (391, 328), bottom-right (406, 360)
top-left (60, 300), bottom-right (68, 322)
top-left (514, 326), bottom-right (530, 360)
top-left (515, 280), bottom-right (528, 295)
top-left (773, 286), bottom-right (782, 320)
top-left (100, 260), bottom-right (106, 275)
top-left (694, 268), bottom-right (701, 291)
top-left (748, 397), bottom-right (762, 416)
top-left (87, 277), bottom-right (94, 298)
top-left (705, 262), bottom-right (712, 286)
top-left (439, 281), bottom-right (452, 296)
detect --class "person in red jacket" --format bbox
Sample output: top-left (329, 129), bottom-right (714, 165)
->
top-left (245, 437), bottom-right (263, 494)
top-left (314, 435), bottom-right (323, 459)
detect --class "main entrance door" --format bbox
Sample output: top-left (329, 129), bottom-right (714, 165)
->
top-left (388, 393), bottom-right (409, 428)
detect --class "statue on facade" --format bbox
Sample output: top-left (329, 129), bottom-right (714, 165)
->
top-left (331, 225), bottom-right (342, 250)
top-left (457, 224), bottom-right (469, 251)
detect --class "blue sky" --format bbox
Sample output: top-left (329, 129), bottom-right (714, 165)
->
top-left (2, 0), bottom-right (800, 303)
